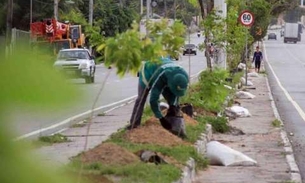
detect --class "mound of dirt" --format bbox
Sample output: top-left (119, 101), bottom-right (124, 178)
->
top-left (80, 142), bottom-right (140, 165)
top-left (125, 120), bottom-right (190, 146)
top-left (145, 113), bottom-right (198, 126)
top-left (194, 107), bottom-right (217, 117)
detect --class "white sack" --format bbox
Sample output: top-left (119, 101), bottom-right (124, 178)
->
top-left (207, 141), bottom-right (257, 166)
top-left (237, 63), bottom-right (246, 70)
top-left (224, 85), bottom-right (233, 90)
top-left (235, 91), bottom-right (256, 99)
top-left (248, 72), bottom-right (259, 77)
top-left (228, 105), bottom-right (251, 117)
top-left (240, 77), bottom-right (254, 86)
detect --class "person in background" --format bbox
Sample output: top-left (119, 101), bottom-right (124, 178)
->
top-left (252, 46), bottom-right (263, 73)
top-left (127, 56), bottom-right (189, 130)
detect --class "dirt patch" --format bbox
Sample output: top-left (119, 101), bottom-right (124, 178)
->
top-left (80, 142), bottom-right (140, 165)
top-left (125, 119), bottom-right (190, 146)
top-left (194, 107), bottom-right (217, 117)
top-left (145, 113), bottom-right (198, 126)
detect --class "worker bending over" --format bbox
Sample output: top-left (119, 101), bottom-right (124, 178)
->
top-left (127, 57), bottom-right (189, 130)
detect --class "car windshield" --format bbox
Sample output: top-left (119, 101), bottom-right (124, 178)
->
top-left (184, 44), bottom-right (195, 49)
top-left (57, 50), bottom-right (89, 60)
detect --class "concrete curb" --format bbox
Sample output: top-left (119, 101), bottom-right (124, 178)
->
top-left (174, 124), bottom-right (213, 183)
top-left (265, 77), bottom-right (302, 183)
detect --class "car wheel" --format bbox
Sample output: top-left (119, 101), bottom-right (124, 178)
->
top-left (183, 53), bottom-right (185, 56)
top-left (194, 52), bottom-right (197, 55)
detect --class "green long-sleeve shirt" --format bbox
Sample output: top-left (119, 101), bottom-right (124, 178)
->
top-left (139, 57), bottom-right (188, 118)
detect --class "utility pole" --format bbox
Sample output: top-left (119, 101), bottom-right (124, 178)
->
top-left (164, 0), bottom-right (167, 18)
top-left (54, 0), bottom-right (58, 20)
top-left (89, 0), bottom-right (93, 26)
top-left (140, 0), bottom-right (143, 15)
top-left (173, 0), bottom-right (176, 20)
top-left (6, 0), bottom-right (13, 56)
top-left (30, 0), bottom-right (33, 24)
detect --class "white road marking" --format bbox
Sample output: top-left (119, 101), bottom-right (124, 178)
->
top-left (16, 71), bottom-right (203, 140)
top-left (15, 95), bottom-right (137, 140)
top-left (263, 43), bottom-right (305, 122)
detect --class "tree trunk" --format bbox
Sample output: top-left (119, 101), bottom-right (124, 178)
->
top-left (197, 0), bottom-right (213, 71)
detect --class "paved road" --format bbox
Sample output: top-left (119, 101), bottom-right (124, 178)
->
top-left (265, 29), bottom-right (305, 181)
top-left (9, 34), bottom-right (207, 139)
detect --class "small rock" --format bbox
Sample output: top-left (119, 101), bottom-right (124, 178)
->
top-left (289, 132), bottom-right (294, 136)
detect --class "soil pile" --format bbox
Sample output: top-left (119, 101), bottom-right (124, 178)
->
top-left (124, 119), bottom-right (190, 146)
top-left (80, 142), bottom-right (140, 165)
top-left (194, 107), bottom-right (217, 117)
top-left (145, 113), bottom-right (198, 126)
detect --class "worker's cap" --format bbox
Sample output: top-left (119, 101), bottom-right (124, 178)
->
top-left (168, 73), bottom-right (189, 97)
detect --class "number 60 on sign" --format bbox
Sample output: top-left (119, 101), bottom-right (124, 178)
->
top-left (238, 10), bottom-right (254, 27)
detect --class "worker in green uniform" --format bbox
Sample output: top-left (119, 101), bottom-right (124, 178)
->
top-left (127, 56), bottom-right (189, 130)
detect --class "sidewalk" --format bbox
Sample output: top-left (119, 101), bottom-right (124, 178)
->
top-left (33, 72), bottom-right (302, 183)
top-left (193, 73), bottom-right (301, 183)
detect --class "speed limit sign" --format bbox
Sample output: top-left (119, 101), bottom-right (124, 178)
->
top-left (239, 10), bottom-right (254, 27)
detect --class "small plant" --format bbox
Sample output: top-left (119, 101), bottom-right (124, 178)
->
top-left (272, 119), bottom-right (281, 127)
top-left (39, 133), bottom-right (70, 144)
top-left (71, 122), bottom-right (87, 128)
top-left (203, 116), bottom-right (229, 133)
top-left (97, 112), bottom-right (106, 116)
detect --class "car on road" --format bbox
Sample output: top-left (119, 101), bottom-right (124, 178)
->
top-left (268, 33), bottom-right (277, 40)
top-left (183, 44), bottom-right (197, 55)
top-left (53, 48), bottom-right (96, 84)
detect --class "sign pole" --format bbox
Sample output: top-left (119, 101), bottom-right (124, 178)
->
top-left (238, 10), bottom-right (254, 88)
top-left (245, 29), bottom-right (248, 86)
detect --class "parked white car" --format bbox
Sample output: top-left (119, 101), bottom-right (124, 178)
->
top-left (53, 48), bottom-right (96, 83)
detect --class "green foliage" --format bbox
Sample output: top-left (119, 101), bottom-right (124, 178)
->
top-left (39, 134), bottom-right (70, 144)
top-left (0, 45), bottom-right (80, 183)
top-left (98, 19), bottom-right (186, 77)
top-left (83, 162), bottom-right (181, 183)
top-left (272, 119), bottom-right (282, 127)
top-left (0, 45), bottom-right (79, 108)
top-left (185, 118), bottom-right (206, 143)
top-left (147, 19), bottom-right (186, 59)
top-left (199, 116), bottom-right (229, 133)
top-left (248, 0), bottom-right (272, 41)
top-left (182, 69), bottom-right (230, 112)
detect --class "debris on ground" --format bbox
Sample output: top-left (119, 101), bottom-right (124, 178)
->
top-left (206, 141), bottom-right (257, 166)
top-left (80, 142), bottom-right (140, 165)
top-left (124, 121), bottom-right (190, 146)
top-left (235, 91), bottom-right (256, 99)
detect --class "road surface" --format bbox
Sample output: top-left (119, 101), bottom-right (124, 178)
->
top-left (265, 29), bottom-right (305, 181)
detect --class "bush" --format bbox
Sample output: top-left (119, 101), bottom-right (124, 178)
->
top-left (182, 69), bottom-right (230, 113)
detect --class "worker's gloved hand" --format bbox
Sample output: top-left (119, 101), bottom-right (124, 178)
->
top-left (159, 117), bottom-right (171, 130)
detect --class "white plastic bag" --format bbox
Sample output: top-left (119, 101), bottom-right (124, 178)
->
top-left (207, 141), bottom-right (257, 166)
top-left (228, 105), bottom-right (251, 117)
top-left (237, 63), bottom-right (246, 70)
top-left (235, 91), bottom-right (256, 99)
top-left (247, 72), bottom-right (259, 77)
top-left (240, 77), bottom-right (254, 86)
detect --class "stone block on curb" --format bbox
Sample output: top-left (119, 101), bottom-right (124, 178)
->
top-left (173, 158), bottom-right (195, 183)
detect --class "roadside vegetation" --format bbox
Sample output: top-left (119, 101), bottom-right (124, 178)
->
top-left (0, 0), bottom-right (299, 183)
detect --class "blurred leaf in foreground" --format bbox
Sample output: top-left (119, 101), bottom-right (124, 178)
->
top-left (0, 44), bottom-right (85, 183)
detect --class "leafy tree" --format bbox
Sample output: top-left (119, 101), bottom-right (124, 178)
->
top-left (97, 19), bottom-right (186, 77)
top-left (248, 0), bottom-right (272, 42)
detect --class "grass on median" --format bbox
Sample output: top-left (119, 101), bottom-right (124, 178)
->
top-left (272, 119), bottom-right (282, 127)
top-left (38, 133), bottom-right (70, 144)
